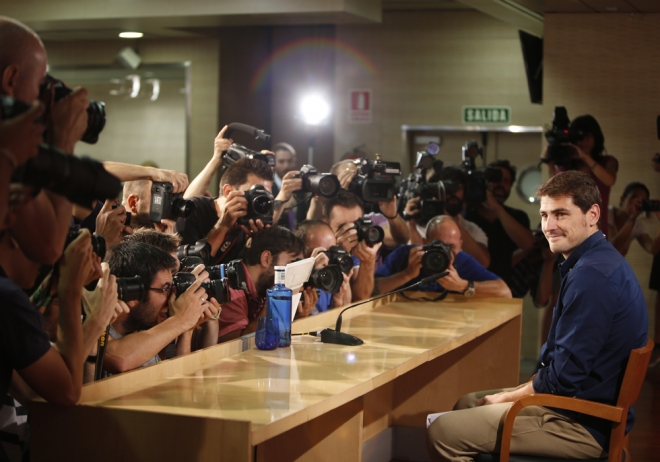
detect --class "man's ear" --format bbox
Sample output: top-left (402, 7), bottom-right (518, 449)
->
top-left (588, 204), bottom-right (600, 227)
top-left (1, 65), bottom-right (19, 97)
top-left (126, 194), bottom-right (140, 214)
top-left (259, 250), bottom-right (272, 269)
top-left (221, 184), bottom-right (233, 198)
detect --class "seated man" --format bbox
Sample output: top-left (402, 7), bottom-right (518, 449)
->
top-left (376, 215), bottom-right (511, 298)
top-left (218, 226), bottom-right (304, 343)
top-left (294, 220), bottom-right (352, 316)
top-left (322, 191), bottom-right (381, 301)
top-left (427, 171), bottom-right (648, 461)
top-left (104, 241), bottom-right (217, 374)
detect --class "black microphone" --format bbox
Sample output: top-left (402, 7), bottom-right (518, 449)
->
top-left (320, 271), bottom-right (450, 346)
top-left (224, 123), bottom-right (271, 142)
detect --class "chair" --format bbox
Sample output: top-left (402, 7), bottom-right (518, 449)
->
top-left (475, 338), bottom-right (654, 462)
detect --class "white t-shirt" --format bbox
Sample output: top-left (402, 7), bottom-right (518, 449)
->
top-left (607, 206), bottom-right (648, 255)
top-left (416, 214), bottom-right (488, 247)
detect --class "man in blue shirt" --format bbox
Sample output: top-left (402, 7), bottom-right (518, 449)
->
top-left (427, 171), bottom-right (648, 461)
top-left (375, 216), bottom-right (511, 298)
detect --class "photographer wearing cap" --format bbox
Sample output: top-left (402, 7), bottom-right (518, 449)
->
top-left (376, 216), bottom-right (510, 298)
top-left (218, 226), bottom-right (304, 343)
top-left (322, 191), bottom-right (382, 301)
top-left (294, 220), bottom-right (353, 316)
top-left (174, 158), bottom-right (274, 264)
top-left (104, 241), bottom-right (215, 374)
top-left (465, 160), bottom-right (533, 289)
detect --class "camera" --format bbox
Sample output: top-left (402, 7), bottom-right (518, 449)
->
top-left (66, 226), bottom-right (106, 260)
top-left (116, 276), bottom-right (144, 302)
top-left (177, 239), bottom-right (212, 265)
top-left (305, 265), bottom-right (344, 294)
top-left (348, 156), bottom-right (401, 203)
top-left (458, 141), bottom-right (502, 210)
top-left (237, 185), bottom-right (274, 226)
top-left (172, 272), bottom-right (231, 304)
top-left (40, 74), bottom-right (106, 144)
top-left (542, 107), bottom-right (585, 169)
top-left (293, 165), bottom-right (340, 198)
top-left (641, 199), bottom-right (660, 212)
top-left (221, 143), bottom-right (275, 174)
top-left (180, 256), bottom-right (223, 280)
top-left (421, 240), bottom-right (452, 275)
top-left (324, 245), bottom-right (354, 274)
top-left (400, 179), bottom-right (447, 226)
top-left (415, 142), bottom-right (443, 171)
top-left (224, 259), bottom-right (249, 292)
top-left (354, 217), bottom-right (384, 245)
top-left (149, 182), bottom-right (195, 222)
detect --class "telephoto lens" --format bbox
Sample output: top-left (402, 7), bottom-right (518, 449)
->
top-left (421, 240), bottom-right (452, 274)
top-left (177, 239), bottom-right (212, 265)
top-left (324, 245), bottom-right (354, 274)
top-left (354, 217), bottom-right (384, 245)
top-left (173, 272), bottom-right (232, 304)
top-left (116, 276), bottom-right (144, 302)
top-left (306, 265), bottom-right (344, 294)
top-left (296, 165), bottom-right (340, 198)
top-left (66, 226), bottom-right (106, 260)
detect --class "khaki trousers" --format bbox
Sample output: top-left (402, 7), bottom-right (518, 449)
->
top-left (426, 388), bottom-right (606, 462)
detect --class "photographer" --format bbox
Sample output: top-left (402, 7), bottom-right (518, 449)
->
top-left (543, 114), bottom-right (618, 236)
top-left (322, 191), bottom-right (382, 301)
top-left (608, 182), bottom-right (660, 257)
top-left (218, 226), bottom-right (304, 343)
top-left (375, 216), bottom-right (511, 298)
top-left (175, 158), bottom-right (274, 264)
top-left (104, 241), bottom-right (216, 374)
top-left (294, 220), bottom-right (353, 316)
top-left (465, 160), bottom-right (533, 288)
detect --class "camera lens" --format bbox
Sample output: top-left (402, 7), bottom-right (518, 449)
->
top-left (421, 244), bottom-right (451, 275)
top-left (307, 266), bottom-right (343, 293)
top-left (204, 279), bottom-right (231, 304)
top-left (308, 174), bottom-right (340, 198)
top-left (117, 276), bottom-right (144, 302)
top-left (171, 198), bottom-right (195, 219)
top-left (92, 234), bottom-right (107, 260)
top-left (365, 227), bottom-right (384, 245)
top-left (252, 196), bottom-right (273, 215)
top-left (205, 265), bottom-right (221, 280)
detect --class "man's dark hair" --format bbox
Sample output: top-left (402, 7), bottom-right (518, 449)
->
top-left (488, 160), bottom-right (517, 183)
top-left (570, 115), bottom-right (605, 159)
top-left (220, 158), bottom-right (273, 188)
top-left (123, 228), bottom-right (181, 253)
top-left (242, 226), bottom-right (304, 266)
top-left (107, 241), bottom-right (178, 302)
top-left (272, 142), bottom-right (296, 157)
top-left (322, 191), bottom-right (364, 221)
top-left (441, 166), bottom-right (467, 188)
top-left (536, 171), bottom-right (602, 213)
top-left (621, 182), bottom-right (650, 202)
top-left (294, 219), bottom-right (333, 242)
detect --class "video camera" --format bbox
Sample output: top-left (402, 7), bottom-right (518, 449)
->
top-left (460, 141), bottom-right (502, 210)
top-left (219, 123), bottom-right (273, 176)
top-left (348, 155), bottom-right (401, 203)
top-left (542, 107), bottom-right (585, 169)
top-left (237, 185), bottom-right (273, 226)
top-left (421, 240), bottom-right (452, 275)
top-left (354, 217), bottom-right (384, 246)
top-left (177, 239), bottom-right (212, 265)
top-left (172, 272), bottom-right (231, 304)
top-left (293, 165), bottom-right (340, 198)
top-left (149, 182), bottom-right (195, 222)
top-left (1, 96), bottom-right (121, 207)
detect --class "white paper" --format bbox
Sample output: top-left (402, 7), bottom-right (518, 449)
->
top-left (284, 258), bottom-right (315, 291)
top-left (291, 293), bottom-right (302, 322)
top-left (426, 411), bottom-right (452, 428)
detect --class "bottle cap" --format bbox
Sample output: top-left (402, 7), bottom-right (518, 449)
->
top-left (274, 266), bottom-right (286, 284)
top-left (274, 266), bottom-right (286, 271)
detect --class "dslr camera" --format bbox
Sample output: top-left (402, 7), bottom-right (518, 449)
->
top-left (237, 185), bottom-right (274, 226)
top-left (172, 272), bottom-right (231, 304)
top-left (324, 245), bottom-right (354, 274)
top-left (542, 107), bottom-right (585, 169)
top-left (421, 240), bottom-right (452, 275)
top-left (354, 217), bottom-right (384, 246)
top-left (306, 265), bottom-right (344, 294)
top-left (460, 141), bottom-right (502, 210)
top-left (149, 182), bottom-right (195, 222)
top-left (177, 239), bottom-right (213, 265)
top-left (293, 165), bottom-right (340, 198)
top-left (66, 226), bottom-right (106, 260)
top-left (116, 276), bottom-right (145, 302)
top-left (349, 155), bottom-right (401, 203)
top-left (180, 256), bottom-right (225, 280)
top-left (224, 259), bottom-right (249, 292)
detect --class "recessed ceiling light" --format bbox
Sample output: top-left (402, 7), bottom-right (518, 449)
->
top-left (119, 31), bottom-right (143, 39)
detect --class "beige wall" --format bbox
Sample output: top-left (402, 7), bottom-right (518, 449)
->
top-left (45, 38), bottom-right (220, 181)
top-left (544, 13), bottom-right (660, 341)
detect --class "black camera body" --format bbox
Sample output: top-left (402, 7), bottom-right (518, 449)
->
top-left (324, 245), bottom-right (354, 274)
top-left (224, 259), bottom-right (249, 292)
top-left (66, 226), bottom-right (106, 260)
top-left (421, 240), bottom-right (452, 275)
top-left (306, 265), bottom-right (344, 294)
top-left (221, 143), bottom-right (275, 174)
top-left (463, 166), bottom-right (502, 210)
top-left (116, 276), bottom-right (144, 302)
top-left (173, 272), bottom-right (231, 304)
top-left (542, 107), bottom-right (585, 169)
top-left (149, 182), bottom-right (195, 222)
top-left (177, 239), bottom-right (212, 265)
top-left (294, 165), bottom-right (340, 198)
top-left (354, 217), bottom-right (384, 246)
top-left (180, 256), bottom-right (224, 280)
top-left (237, 185), bottom-right (273, 226)
top-left (349, 157), bottom-right (401, 203)
top-left (41, 74), bottom-right (106, 144)
top-left (641, 199), bottom-right (660, 212)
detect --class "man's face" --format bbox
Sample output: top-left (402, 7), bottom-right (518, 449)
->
top-left (125, 269), bottom-right (173, 332)
top-left (304, 226), bottom-right (337, 257)
top-left (540, 195), bottom-right (598, 258)
top-left (254, 251), bottom-right (300, 297)
top-left (274, 149), bottom-right (296, 179)
top-left (233, 173), bottom-right (273, 195)
top-left (445, 183), bottom-right (465, 217)
top-left (327, 205), bottom-right (363, 234)
top-left (427, 222), bottom-right (462, 255)
top-left (488, 167), bottom-right (512, 204)
top-left (621, 188), bottom-right (648, 215)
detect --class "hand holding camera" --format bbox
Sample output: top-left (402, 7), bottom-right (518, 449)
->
top-left (352, 239), bottom-right (382, 266)
top-left (82, 262), bottom-right (121, 327)
top-left (58, 228), bottom-right (94, 295)
top-left (96, 199), bottom-right (133, 248)
top-left (331, 270), bottom-right (353, 308)
top-left (168, 274), bottom-right (208, 331)
top-left (46, 86), bottom-right (89, 152)
top-left (150, 170), bottom-right (189, 194)
top-left (236, 185), bottom-right (273, 229)
top-left (275, 170), bottom-right (303, 203)
top-left (404, 246), bottom-right (424, 279)
top-left (214, 125), bottom-right (233, 160)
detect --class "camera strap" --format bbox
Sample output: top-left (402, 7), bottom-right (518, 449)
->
top-left (213, 228), bottom-right (243, 264)
top-left (93, 327), bottom-right (108, 381)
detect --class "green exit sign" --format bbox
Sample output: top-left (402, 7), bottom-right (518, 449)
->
top-left (463, 106), bottom-right (511, 124)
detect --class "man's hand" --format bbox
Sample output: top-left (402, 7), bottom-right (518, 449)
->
top-left (403, 246), bottom-right (424, 279)
top-left (214, 125), bottom-right (232, 160)
top-left (483, 190), bottom-right (503, 212)
top-left (311, 247), bottom-right (330, 269)
top-left (0, 101), bottom-right (44, 165)
top-left (218, 190), bottom-right (248, 231)
top-left (151, 169), bottom-right (189, 194)
top-left (58, 229), bottom-right (94, 293)
top-left (154, 218), bottom-right (176, 234)
top-left (404, 197), bottom-right (420, 218)
top-left (82, 262), bottom-right (118, 327)
top-left (275, 170), bottom-right (303, 203)
top-left (168, 278), bottom-right (207, 331)
top-left (332, 270), bottom-right (353, 307)
top-left (379, 196), bottom-right (398, 219)
top-left (352, 240), bottom-right (382, 264)
top-left (337, 167), bottom-right (357, 190)
top-left (48, 87), bottom-right (89, 152)
top-left (238, 219), bottom-right (268, 237)
top-left (476, 382), bottom-right (535, 406)
top-left (95, 199), bottom-right (132, 248)
top-left (296, 286), bottom-right (318, 318)
top-left (335, 222), bottom-right (359, 252)
top-left (437, 261), bottom-right (468, 292)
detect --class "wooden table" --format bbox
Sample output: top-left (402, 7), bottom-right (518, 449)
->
top-left (31, 294), bottom-right (522, 462)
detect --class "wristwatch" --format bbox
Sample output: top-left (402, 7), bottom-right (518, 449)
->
top-left (463, 280), bottom-right (475, 298)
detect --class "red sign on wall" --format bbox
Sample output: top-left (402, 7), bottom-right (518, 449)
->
top-left (349, 89), bottom-right (372, 124)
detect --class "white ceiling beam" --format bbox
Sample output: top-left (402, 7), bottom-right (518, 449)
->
top-left (454, 0), bottom-right (544, 36)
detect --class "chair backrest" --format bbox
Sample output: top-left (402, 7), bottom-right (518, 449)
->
top-left (615, 337), bottom-right (654, 409)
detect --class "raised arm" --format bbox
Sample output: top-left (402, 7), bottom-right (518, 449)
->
top-left (184, 125), bottom-right (232, 198)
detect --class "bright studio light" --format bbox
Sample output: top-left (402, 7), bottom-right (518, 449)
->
top-left (300, 95), bottom-right (330, 126)
top-left (119, 31), bottom-right (144, 39)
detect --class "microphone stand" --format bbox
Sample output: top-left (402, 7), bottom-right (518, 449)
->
top-left (320, 271), bottom-right (449, 346)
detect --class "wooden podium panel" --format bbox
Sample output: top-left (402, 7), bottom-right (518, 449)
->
top-left (31, 294), bottom-right (521, 462)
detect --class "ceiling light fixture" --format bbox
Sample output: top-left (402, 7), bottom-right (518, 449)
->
top-left (119, 31), bottom-right (143, 39)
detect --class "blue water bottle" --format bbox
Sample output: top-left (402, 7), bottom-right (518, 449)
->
top-left (266, 266), bottom-right (292, 347)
